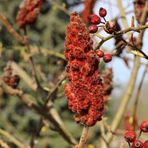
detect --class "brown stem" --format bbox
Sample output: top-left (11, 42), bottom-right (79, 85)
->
top-left (121, 38), bottom-right (148, 59)
top-left (132, 65), bottom-right (148, 130)
top-left (46, 70), bottom-right (66, 105)
top-left (23, 28), bottom-right (47, 98)
top-left (0, 128), bottom-right (28, 148)
top-left (0, 79), bottom-right (77, 145)
top-left (78, 125), bottom-right (89, 148)
top-left (0, 14), bottom-right (25, 44)
top-left (96, 24), bottom-right (148, 49)
top-left (0, 138), bottom-right (10, 148)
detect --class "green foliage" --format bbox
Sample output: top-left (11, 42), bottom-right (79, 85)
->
top-left (0, 0), bottom-right (76, 147)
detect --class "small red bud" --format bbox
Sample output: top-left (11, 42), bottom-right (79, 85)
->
top-left (99, 7), bottom-right (107, 17)
top-left (89, 25), bottom-right (98, 33)
top-left (140, 121), bottom-right (148, 132)
top-left (96, 50), bottom-right (104, 58)
top-left (124, 131), bottom-right (136, 143)
top-left (143, 140), bottom-right (148, 148)
top-left (103, 54), bottom-right (112, 63)
top-left (89, 14), bottom-right (101, 24)
top-left (132, 140), bottom-right (143, 148)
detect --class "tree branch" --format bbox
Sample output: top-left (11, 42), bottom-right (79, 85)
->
top-left (78, 125), bottom-right (89, 148)
top-left (0, 128), bottom-right (28, 148)
top-left (0, 78), bottom-right (77, 146)
top-left (0, 14), bottom-right (25, 44)
top-left (96, 24), bottom-right (148, 49)
top-left (132, 65), bottom-right (147, 130)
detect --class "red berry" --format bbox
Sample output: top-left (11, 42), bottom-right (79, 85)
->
top-left (96, 50), bottom-right (104, 58)
top-left (89, 25), bottom-right (98, 33)
top-left (144, 140), bottom-right (148, 148)
top-left (124, 131), bottom-right (136, 143)
top-left (103, 54), bottom-right (112, 63)
top-left (132, 140), bottom-right (144, 148)
top-left (140, 121), bottom-right (148, 132)
top-left (90, 14), bottom-right (101, 24)
top-left (99, 7), bottom-right (107, 17)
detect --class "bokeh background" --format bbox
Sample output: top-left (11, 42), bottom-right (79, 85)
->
top-left (0, 0), bottom-right (147, 147)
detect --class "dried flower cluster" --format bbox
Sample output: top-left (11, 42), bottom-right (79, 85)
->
top-left (3, 63), bottom-right (20, 88)
top-left (16, 0), bottom-right (43, 28)
top-left (82, 0), bottom-right (96, 23)
top-left (64, 12), bottom-right (104, 126)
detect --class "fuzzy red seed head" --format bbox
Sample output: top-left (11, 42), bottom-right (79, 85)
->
top-left (99, 7), bottom-right (107, 17)
top-left (132, 140), bottom-right (144, 148)
top-left (140, 121), bottom-right (148, 132)
top-left (64, 12), bottom-right (104, 126)
top-left (16, 0), bottom-right (43, 28)
top-left (89, 25), bottom-right (98, 33)
top-left (144, 140), bottom-right (148, 148)
top-left (3, 64), bottom-right (20, 88)
top-left (124, 131), bottom-right (136, 143)
top-left (96, 50), bottom-right (104, 58)
top-left (103, 54), bottom-right (112, 63)
top-left (89, 14), bottom-right (101, 24)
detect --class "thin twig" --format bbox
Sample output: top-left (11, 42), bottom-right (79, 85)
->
top-left (8, 45), bottom-right (66, 60)
top-left (0, 128), bottom-right (28, 148)
top-left (96, 24), bottom-right (148, 49)
top-left (23, 28), bottom-right (48, 99)
top-left (10, 62), bottom-right (37, 91)
top-left (0, 138), bottom-right (10, 148)
top-left (23, 28), bottom-right (41, 87)
top-left (50, 1), bottom-right (70, 16)
top-left (132, 65), bottom-right (148, 130)
top-left (46, 70), bottom-right (66, 104)
top-left (78, 125), bottom-right (89, 148)
top-left (0, 78), bottom-right (77, 146)
top-left (0, 14), bottom-right (25, 44)
top-left (30, 117), bottom-right (44, 148)
top-left (121, 38), bottom-right (148, 59)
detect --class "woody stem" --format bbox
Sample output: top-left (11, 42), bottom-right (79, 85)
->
top-left (78, 125), bottom-right (89, 148)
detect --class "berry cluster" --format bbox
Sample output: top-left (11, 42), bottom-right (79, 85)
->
top-left (64, 12), bottom-right (104, 126)
top-left (124, 121), bottom-right (148, 148)
top-left (16, 0), bottom-right (43, 28)
top-left (3, 64), bottom-right (20, 89)
top-left (96, 49), bottom-right (112, 63)
top-left (89, 7), bottom-right (123, 34)
top-left (88, 7), bottom-right (116, 34)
